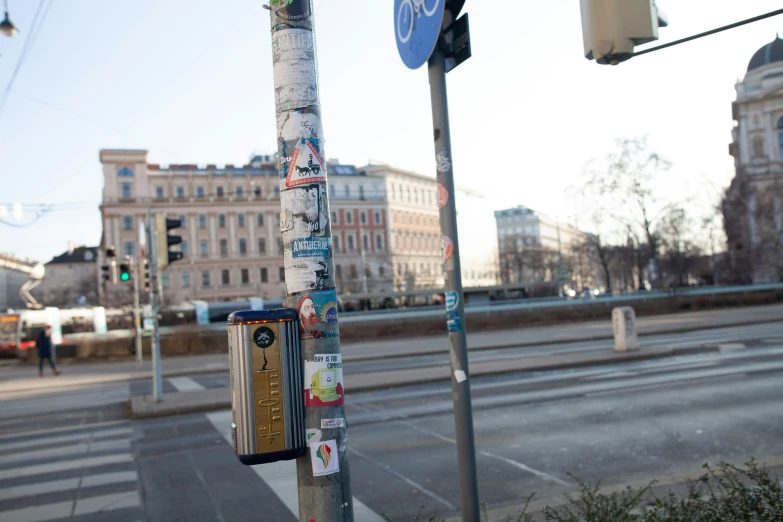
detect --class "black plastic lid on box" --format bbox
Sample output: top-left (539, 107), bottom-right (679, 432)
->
top-left (227, 308), bottom-right (297, 325)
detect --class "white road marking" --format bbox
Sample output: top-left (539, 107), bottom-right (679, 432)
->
top-left (0, 438), bottom-right (130, 466)
top-left (0, 454), bottom-right (132, 480)
top-left (169, 377), bottom-right (206, 392)
top-left (205, 410), bottom-right (385, 522)
top-left (0, 427), bottom-right (131, 452)
top-left (72, 491), bottom-right (141, 515)
top-left (0, 471), bottom-right (137, 501)
top-left (0, 420), bottom-right (129, 443)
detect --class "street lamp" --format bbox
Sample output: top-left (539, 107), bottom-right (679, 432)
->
top-left (0, 0), bottom-right (18, 37)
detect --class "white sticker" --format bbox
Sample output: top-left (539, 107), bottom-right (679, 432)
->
top-left (305, 428), bottom-right (322, 447)
top-left (277, 111), bottom-right (323, 141)
top-left (272, 29), bottom-right (317, 111)
top-left (454, 370), bottom-right (467, 383)
top-left (321, 418), bottom-right (345, 429)
top-left (310, 439), bottom-right (340, 476)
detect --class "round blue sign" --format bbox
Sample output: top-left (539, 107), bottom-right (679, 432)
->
top-left (394, 0), bottom-right (445, 70)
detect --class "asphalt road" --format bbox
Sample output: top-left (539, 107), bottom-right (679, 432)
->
top-left (1, 322), bottom-right (782, 521)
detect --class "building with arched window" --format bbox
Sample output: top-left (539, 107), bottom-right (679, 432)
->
top-left (724, 35), bottom-right (783, 283)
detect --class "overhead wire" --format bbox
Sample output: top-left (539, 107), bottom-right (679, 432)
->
top-left (0, 0), bottom-right (47, 118)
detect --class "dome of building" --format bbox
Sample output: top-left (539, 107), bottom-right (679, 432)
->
top-left (747, 35), bottom-right (783, 72)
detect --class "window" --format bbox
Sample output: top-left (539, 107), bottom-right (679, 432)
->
top-left (344, 185), bottom-right (350, 197)
top-left (257, 213), bottom-right (264, 226)
top-left (279, 266), bottom-right (285, 282)
top-left (238, 214), bottom-right (246, 228)
top-left (202, 271), bottom-right (211, 287)
top-left (181, 272), bottom-right (190, 288)
top-left (180, 240), bottom-right (188, 257)
top-left (161, 272), bottom-right (170, 289)
top-left (219, 214), bottom-right (226, 228)
top-left (346, 211), bottom-right (353, 225)
top-left (241, 268), bottom-right (249, 284)
top-left (363, 234), bottom-right (369, 251)
top-left (222, 270), bottom-right (230, 286)
top-left (155, 187), bottom-right (164, 199)
top-left (360, 211), bottom-right (367, 224)
top-left (176, 187), bottom-right (185, 199)
top-left (220, 239), bottom-right (228, 257)
top-left (276, 213), bottom-right (280, 226)
top-left (333, 235), bottom-right (340, 252)
top-left (258, 238), bottom-right (266, 254)
top-left (277, 237), bottom-right (284, 254)
top-left (199, 214), bottom-right (206, 228)
top-left (274, 186), bottom-right (280, 197)
top-left (236, 186), bottom-right (244, 197)
top-left (393, 212), bottom-right (397, 225)
top-left (376, 234), bottom-right (383, 250)
top-left (260, 267), bottom-right (268, 283)
top-left (374, 211), bottom-right (381, 225)
top-left (196, 186), bottom-right (205, 198)
top-left (359, 186), bottom-right (365, 199)
top-left (178, 215), bottom-right (186, 228)
top-left (254, 186), bottom-right (262, 196)
top-left (123, 242), bottom-right (134, 257)
top-left (118, 167), bottom-right (134, 177)
top-left (335, 264), bottom-right (342, 279)
top-left (329, 184), bottom-right (335, 197)
top-left (121, 183), bottom-right (132, 199)
top-left (365, 267), bottom-right (372, 279)
top-left (331, 211), bottom-right (338, 224)
top-left (122, 216), bottom-right (133, 230)
top-left (778, 117), bottom-right (783, 160)
top-left (216, 187), bottom-right (224, 197)
top-left (350, 264), bottom-right (358, 279)
top-left (347, 235), bottom-right (355, 251)
top-left (200, 240), bottom-right (208, 257)
top-left (239, 238), bottom-right (247, 256)
top-left (379, 265), bottom-right (385, 277)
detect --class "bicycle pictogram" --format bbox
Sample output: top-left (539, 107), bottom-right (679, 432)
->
top-left (396, 0), bottom-right (441, 44)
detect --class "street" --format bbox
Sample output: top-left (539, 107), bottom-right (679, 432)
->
top-left (0, 318), bottom-right (782, 521)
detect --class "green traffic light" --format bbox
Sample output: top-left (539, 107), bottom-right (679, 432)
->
top-left (120, 272), bottom-right (130, 282)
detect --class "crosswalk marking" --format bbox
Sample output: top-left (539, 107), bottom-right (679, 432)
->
top-left (72, 491), bottom-right (141, 515)
top-left (0, 453), bottom-right (132, 480)
top-left (169, 376), bottom-right (206, 392)
top-left (0, 438), bottom-right (130, 466)
top-left (0, 427), bottom-right (132, 453)
top-left (205, 410), bottom-right (386, 522)
top-left (0, 471), bottom-right (137, 501)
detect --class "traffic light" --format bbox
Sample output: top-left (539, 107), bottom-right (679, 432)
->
top-left (154, 215), bottom-right (182, 270)
top-left (119, 260), bottom-right (131, 283)
top-left (102, 246), bottom-right (117, 284)
top-left (580, 0), bottom-right (668, 65)
top-left (142, 258), bottom-right (150, 292)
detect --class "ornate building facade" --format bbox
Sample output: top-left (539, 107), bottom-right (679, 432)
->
top-left (725, 36), bottom-right (783, 283)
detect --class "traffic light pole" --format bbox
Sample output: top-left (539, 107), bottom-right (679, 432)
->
top-left (267, 1), bottom-right (353, 520)
top-left (428, 49), bottom-right (481, 521)
top-left (147, 206), bottom-right (163, 402)
top-left (132, 255), bottom-right (142, 368)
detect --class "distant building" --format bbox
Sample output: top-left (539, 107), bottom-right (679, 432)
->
top-left (99, 150), bottom-right (497, 305)
top-left (38, 245), bottom-right (99, 307)
top-left (494, 206), bottom-right (586, 285)
top-left (724, 35), bottom-right (783, 283)
top-left (0, 253), bottom-right (40, 310)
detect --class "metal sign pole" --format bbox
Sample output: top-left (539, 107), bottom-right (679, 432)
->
top-left (267, 1), bottom-right (353, 520)
top-left (428, 49), bottom-right (480, 522)
top-left (132, 255), bottom-right (142, 368)
top-left (147, 206), bottom-right (163, 402)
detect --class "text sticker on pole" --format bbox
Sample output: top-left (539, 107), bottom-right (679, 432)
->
top-left (394, 0), bottom-right (445, 70)
top-left (272, 28), bottom-right (317, 111)
top-left (280, 184), bottom-right (328, 243)
top-left (310, 439), bottom-right (340, 476)
top-left (305, 354), bottom-right (344, 406)
top-left (445, 291), bottom-right (459, 312)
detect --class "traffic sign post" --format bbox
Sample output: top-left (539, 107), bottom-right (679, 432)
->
top-left (394, 2), bottom-right (478, 520)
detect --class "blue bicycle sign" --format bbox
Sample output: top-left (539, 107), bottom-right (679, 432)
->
top-left (394, 0), bottom-right (445, 70)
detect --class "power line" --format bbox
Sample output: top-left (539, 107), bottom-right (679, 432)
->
top-left (0, 0), bottom-right (47, 118)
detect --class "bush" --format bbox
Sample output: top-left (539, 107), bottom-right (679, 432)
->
top-left (385, 460), bottom-right (783, 522)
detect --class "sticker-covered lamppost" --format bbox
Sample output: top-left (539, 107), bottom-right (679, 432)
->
top-left (266, 1), bottom-right (353, 521)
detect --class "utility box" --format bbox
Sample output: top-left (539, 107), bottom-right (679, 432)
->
top-left (612, 306), bottom-right (640, 352)
top-left (227, 308), bottom-right (306, 465)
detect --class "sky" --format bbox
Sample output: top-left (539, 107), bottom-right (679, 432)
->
top-left (0, 0), bottom-right (781, 262)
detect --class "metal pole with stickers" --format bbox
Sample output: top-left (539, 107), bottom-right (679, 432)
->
top-left (225, 1), bottom-right (353, 521)
top-left (395, 0), bottom-right (478, 520)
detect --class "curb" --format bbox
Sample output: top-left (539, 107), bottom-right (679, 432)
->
top-left (129, 387), bottom-right (230, 419)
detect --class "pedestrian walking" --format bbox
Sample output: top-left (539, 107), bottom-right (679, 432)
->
top-left (37, 325), bottom-right (60, 377)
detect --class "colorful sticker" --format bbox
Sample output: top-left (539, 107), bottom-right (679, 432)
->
top-left (447, 309), bottom-right (462, 332)
top-left (445, 291), bottom-right (459, 312)
top-left (321, 418), bottom-right (345, 429)
top-left (306, 428), bottom-right (322, 447)
top-left (280, 184), bottom-right (328, 243)
top-left (437, 183), bottom-right (449, 209)
top-left (296, 290), bottom-right (339, 339)
top-left (281, 138), bottom-right (326, 188)
top-left (272, 29), bottom-right (317, 111)
top-left (310, 439), bottom-right (340, 476)
top-left (442, 235), bottom-right (454, 263)
top-left (305, 354), bottom-right (344, 407)
top-left (290, 237), bottom-right (330, 259)
top-left (270, 0), bottom-right (311, 22)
